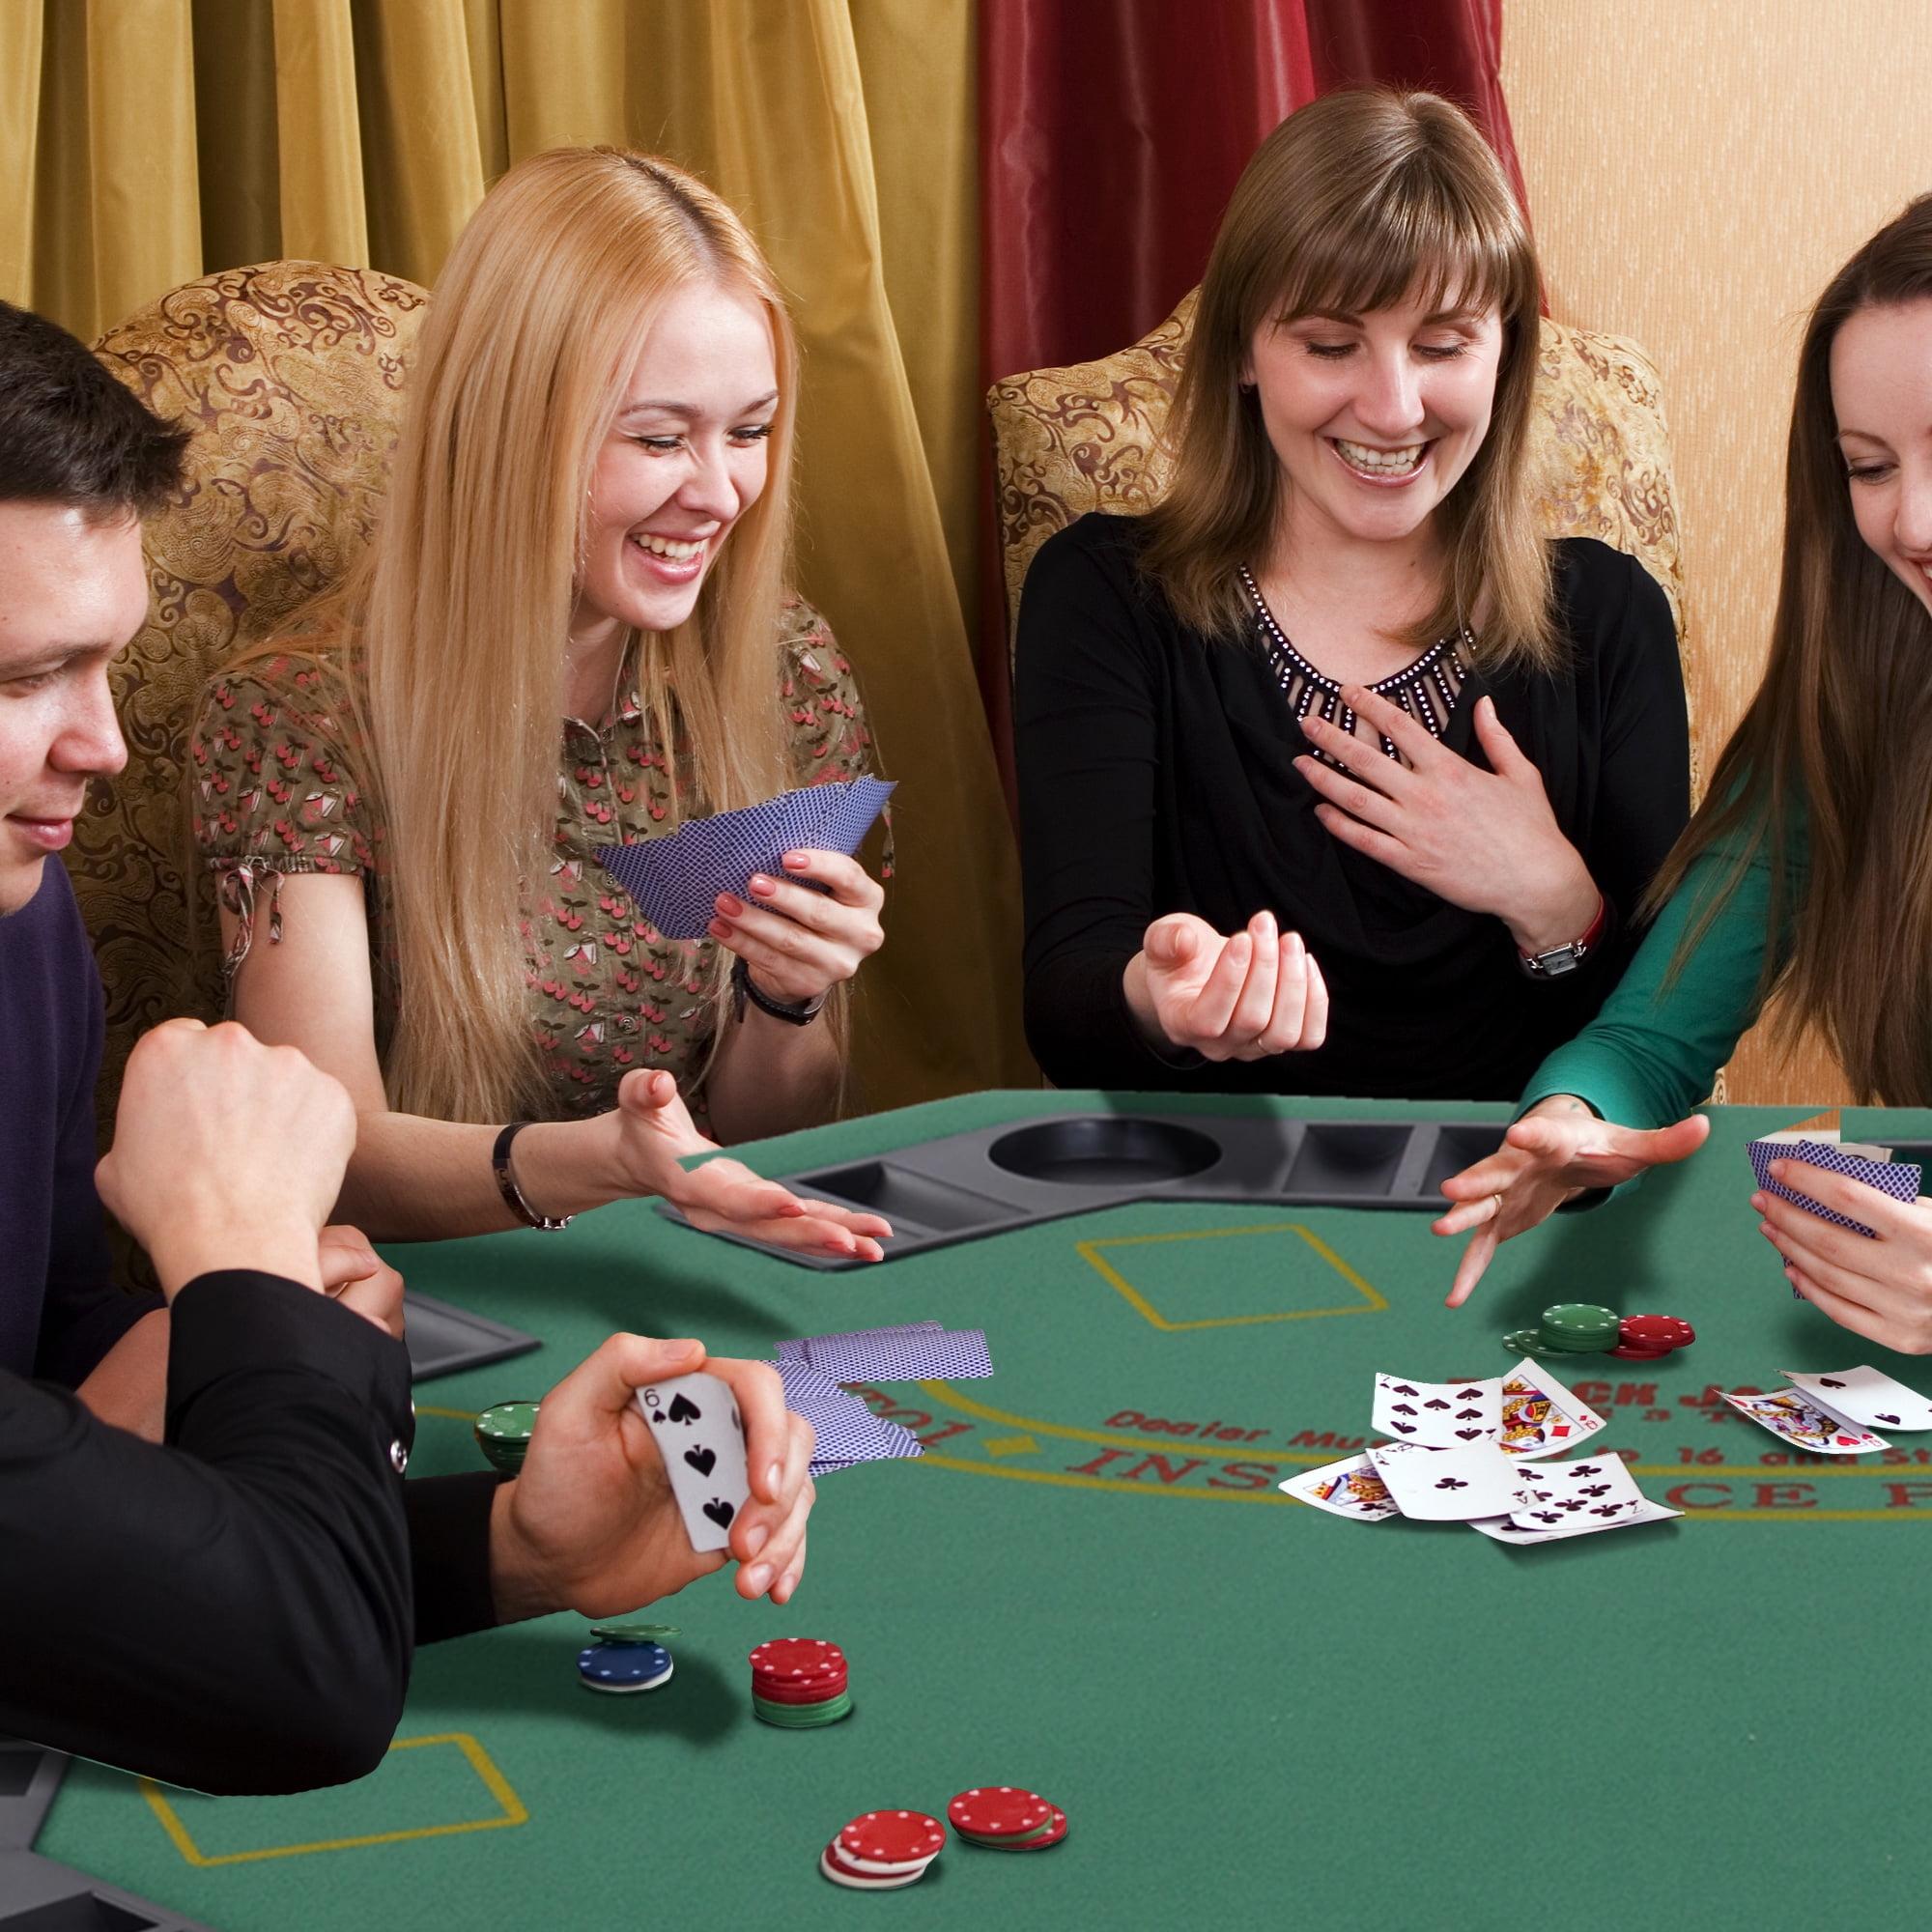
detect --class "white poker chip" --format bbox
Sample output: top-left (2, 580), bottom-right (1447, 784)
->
top-left (818, 1848), bottom-right (926, 1890)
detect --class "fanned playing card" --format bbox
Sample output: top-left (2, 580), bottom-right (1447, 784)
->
top-left (1371, 1372), bottom-right (1499, 1447)
top-left (1470, 1497), bottom-right (1682, 1546)
top-left (1469, 1451), bottom-right (1681, 1545)
top-left (593, 776), bottom-right (895, 941)
top-left (1718, 1386), bottom-right (1888, 1454)
top-left (635, 1370), bottom-right (751, 1554)
top-left (1279, 1452), bottom-right (1400, 1522)
top-left (1780, 1365), bottom-right (1932, 1432)
top-left (1498, 1358), bottom-right (1606, 1461)
top-left (1747, 1130), bottom-right (1921, 1238)
top-left (775, 1356), bottom-right (923, 1476)
top-left (1366, 1441), bottom-right (1534, 1521)
top-left (777, 1321), bottom-right (940, 1363)
top-left (798, 1323), bottom-right (993, 1383)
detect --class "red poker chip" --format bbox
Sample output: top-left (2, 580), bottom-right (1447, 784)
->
top-left (838, 1810), bottom-right (946, 1863)
top-left (829, 1837), bottom-right (938, 1878)
top-left (1621, 1315), bottom-right (1694, 1345)
top-left (748, 1638), bottom-right (844, 1682)
top-left (1609, 1345), bottom-right (1671, 1361)
top-left (752, 1672), bottom-right (849, 1705)
top-left (819, 1842), bottom-right (926, 1889)
top-left (965, 1807), bottom-right (1069, 1852)
top-left (947, 1787), bottom-right (1053, 1837)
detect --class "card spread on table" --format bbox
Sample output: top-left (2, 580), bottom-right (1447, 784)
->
top-left (1498, 1359), bottom-right (1606, 1460)
top-left (1779, 1365), bottom-right (1932, 1432)
top-left (1371, 1372), bottom-right (1500, 1447)
top-left (593, 777), bottom-right (895, 941)
top-left (779, 1321), bottom-right (993, 1383)
top-left (1747, 1129), bottom-right (1921, 1238)
top-left (1279, 1452), bottom-right (1401, 1521)
top-left (635, 1371), bottom-right (750, 1553)
top-left (1468, 1452), bottom-right (1682, 1546)
top-left (775, 1356), bottom-right (923, 1477)
top-left (1366, 1441), bottom-right (1535, 1521)
top-left (1717, 1387), bottom-right (1889, 1454)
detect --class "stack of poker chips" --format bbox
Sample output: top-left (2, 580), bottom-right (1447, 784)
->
top-left (749, 1637), bottom-right (852, 1727)
top-left (473, 1399), bottom-right (540, 1474)
top-left (820, 1810), bottom-right (946, 1891)
top-left (1505, 1303), bottom-right (1621, 1359)
top-left (576, 1623), bottom-right (677, 1694)
top-left (1611, 1313), bottom-right (1696, 1362)
top-left (948, 1786), bottom-right (1069, 1853)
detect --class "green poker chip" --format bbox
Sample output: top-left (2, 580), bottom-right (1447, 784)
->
top-left (1539, 1302), bottom-right (1619, 1334)
top-left (752, 1690), bottom-right (853, 1728)
top-left (1503, 1328), bottom-right (1548, 1355)
top-left (590, 1622), bottom-right (681, 1645)
top-left (474, 1401), bottom-right (540, 1474)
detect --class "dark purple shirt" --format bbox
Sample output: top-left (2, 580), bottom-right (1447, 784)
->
top-left (0, 860), bottom-right (159, 1383)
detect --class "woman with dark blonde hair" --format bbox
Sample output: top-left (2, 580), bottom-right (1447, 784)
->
top-left (1437, 194), bottom-right (1932, 1353)
top-left (190, 149), bottom-right (892, 1254)
top-left (1014, 88), bottom-right (1689, 1101)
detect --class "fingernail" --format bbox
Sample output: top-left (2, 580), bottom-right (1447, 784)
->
top-left (823, 1236), bottom-right (855, 1254)
top-left (742, 1563), bottom-right (772, 1593)
top-left (1748, 1192), bottom-right (1766, 1210)
top-left (717, 894), bottom-right (744, 916)
top-left (707, 919), bottom-right (732, 939)
top-left (766, 1463), bottom-right (782, 1492)
top-left (742, 1523), bottom-right (770, 1557)
top-left (781, 851), bottom-right (807, 868)
top-left (749, 876), bottom-right (774, 895)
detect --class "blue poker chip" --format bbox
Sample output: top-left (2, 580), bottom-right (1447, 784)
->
top-left (577, 1641), bottom-right (673, 1693)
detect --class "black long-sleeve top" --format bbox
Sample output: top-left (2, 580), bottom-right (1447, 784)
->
top-left (0, 1271), bottom-right (500, 1795)
top-left (1015, 515), bottom-right (1690, 1101)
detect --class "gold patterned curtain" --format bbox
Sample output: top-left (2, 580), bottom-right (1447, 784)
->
top-left (0, 0), bottom-right (1024, 1114)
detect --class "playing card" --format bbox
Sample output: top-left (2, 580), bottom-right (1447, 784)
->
top-left (1371, 1372), bottom-right (1499, 1447)
top-left (1497, 1358), bottom-right (1607, 1460)
top-left (1718, 1387), bottom-right (1889, 1454)
top-left (776, 1321), bottom-right (940, 1364)
top-left (776, 1356), bottom-right (924, 1475)
top-left (635, 1371), bottom-right (751, 1553)
top-left (1747, 1132), bottom-right (1921, 1237)
top-left (806, 1325), bottom-right (993, 1382)
top-left (1470, 1497), bottom-right (1682, 1546)
top-left (1508, 1450), bottom-right (1647, 1525)
top-left (1279, 1453), bottom-right (1400, 1522)
top-left (594, 779), bottom-right (895, 941)
top-left (1780, 1365), bottom-right (1932, 1432)
top-left (1367, 1440), bottom-right (1534, 1520)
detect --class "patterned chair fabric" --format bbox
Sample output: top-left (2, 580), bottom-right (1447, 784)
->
top-left (79, 262), bottom-right (429, 1115)
top-left (986, 289), bottom-right (1700, 797)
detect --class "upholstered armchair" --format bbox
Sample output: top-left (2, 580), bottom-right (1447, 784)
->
top-left (77, 263), bottom-right (429, 1115)
top-left (986, 289), bottom-right (1701, 795)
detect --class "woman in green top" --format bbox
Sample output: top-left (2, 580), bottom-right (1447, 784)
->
top-left (1435, 194), bottom-right (1932, 1353)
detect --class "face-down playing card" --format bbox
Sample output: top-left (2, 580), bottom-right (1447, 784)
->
top-left (1366, 1440), bottom-right (1536, 1521)
top-left (635, 1371), bottom-right (751, 1554)
top-left (777, 1321), bottom-right (940, 1364)
top-left (1747, 1132), bottom-right (1922, 1237)
top-left (1717, 1387), bottom-right (1888, 1454)
top-left (1498, 1359), bottom-right (1606, 1461)
top-left (593, 778), bottom-right (896, 942)
top-left (1371, 1372), bottom-right (1500, 1448)
top-left (1779, 1366), bottom-right (1932, 1433)
top-left (802, 1325), bottom-right (993, 1383)
top-left (776, 1357), bottom-right (923, 1476)
top-left (1279, 1453), bottom-right (1400, 1522)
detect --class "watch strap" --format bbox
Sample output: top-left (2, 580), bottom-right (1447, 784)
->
top-left (492, 1121), bottom-right (574, 1230)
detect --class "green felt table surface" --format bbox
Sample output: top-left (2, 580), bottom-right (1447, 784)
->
top-left (39, 1092), bottom-right (1932, 1931)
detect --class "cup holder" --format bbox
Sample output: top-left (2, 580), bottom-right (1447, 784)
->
top-left (987, 1117), bottom-right (1223, 1186)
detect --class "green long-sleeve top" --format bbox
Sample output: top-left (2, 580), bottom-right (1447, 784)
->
top-left (1520, 810), bottom-right (1807, 1127)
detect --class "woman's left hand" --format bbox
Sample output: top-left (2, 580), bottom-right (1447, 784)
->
top-left (708, 848), bottom-right (884, 1006)
top-left (1756, 1160), bottom-right (1932, 1353)
top-left (1295, 684), bottom-right (1599, 955)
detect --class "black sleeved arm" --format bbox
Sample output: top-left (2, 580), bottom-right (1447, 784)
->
top-left (0, 1271), bottom-right (418, 1794)
top-left (1015, 525), bottom-right (1200, 1087)
top-left (405, 1472), bottom-right (503, 1644)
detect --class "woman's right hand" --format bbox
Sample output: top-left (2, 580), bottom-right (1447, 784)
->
top-left (1433, 1096), bottom-right (1710, 1307)
top-left (609, 1068), bottom-right (891, 1262)
top-left (1124, 911), bottom-right (1328, 1062)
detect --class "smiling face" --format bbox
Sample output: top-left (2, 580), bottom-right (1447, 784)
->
top-left (1832, 298), bottom-right (1932, 618)
top-left (571, 278), bottom-right (780, 645)
top-left (1245, 288), bottom-right (1503, 553)
top-left (0, 501), bottom-right (144, 914)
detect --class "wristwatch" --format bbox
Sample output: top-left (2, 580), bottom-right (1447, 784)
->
top-left (731, 955), bottom-right (828, 1027)
top-left (492, 1121), bottom-right (575, 1230)
top-left (1518, 895), bottom-right (1607, 980)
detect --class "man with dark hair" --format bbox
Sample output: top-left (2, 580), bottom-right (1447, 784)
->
top-left (0, 300), bottom-right (818, 1796)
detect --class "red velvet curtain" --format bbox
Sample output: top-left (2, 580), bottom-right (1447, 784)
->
top-left (977, 0), bottom-right (1525, 753)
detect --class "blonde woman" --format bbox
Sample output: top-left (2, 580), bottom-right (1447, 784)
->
top-left (191, 150), bottom-right (891, 1252)
top-left (1014, 89), bottom-right (1689, 1101)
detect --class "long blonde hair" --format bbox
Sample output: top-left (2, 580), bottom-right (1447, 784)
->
top-left (303, 149), bottom-right (800, 1122)
top-left (1643, 195), bottom-right (1932, 1103)
top-left (1141, 88), bottom-right (1555, 669)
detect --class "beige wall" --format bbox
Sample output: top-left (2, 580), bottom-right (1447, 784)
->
top-left (1503, 0), bottom-right (1932, 1106)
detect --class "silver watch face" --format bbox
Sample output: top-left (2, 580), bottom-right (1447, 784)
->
top-left (1528, 943), bottom-right (1583, 977)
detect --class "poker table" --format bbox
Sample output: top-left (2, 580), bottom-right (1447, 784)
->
top-left (37, 1091), bottom-right (1932, 1930)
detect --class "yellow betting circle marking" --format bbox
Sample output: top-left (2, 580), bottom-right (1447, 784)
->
top-left (141, 1733), bottom-right (527, 1866)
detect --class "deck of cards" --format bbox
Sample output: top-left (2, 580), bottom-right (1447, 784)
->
top-left (774, 1321), bottom-right (991, 1475)
top-left (1283, 1360), bottom-right (1680, 1547)
top-left (1748, 1128), bottom-right (1922, 1240)
top-left (594, 777), bottom-right (895, 941)
top-left (1719, 1365), bottom-right (1932, 1455)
